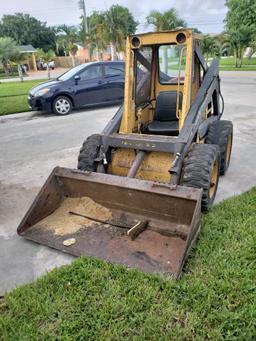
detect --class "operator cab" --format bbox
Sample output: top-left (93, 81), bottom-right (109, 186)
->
top-left (134, 36), bottom-right (186, 137)
top-left (119, 30), bottom-right (204, 137)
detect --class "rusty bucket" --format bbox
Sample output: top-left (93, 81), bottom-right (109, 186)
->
top-left (18, 167), bottom-right (202, 278)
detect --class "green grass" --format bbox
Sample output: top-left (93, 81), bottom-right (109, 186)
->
top-left (0, 188), bottom-right (255, 340)
top-left (220, 66), bottom-right (256, 71)
top-left (0, 79), bottom-right (47, 115)
top-left (220, 57), bottom-right (256, 66)
top-left (219, 57), bottom-right (256, 71)
top-left (161, 56), bottom-right (256, 71)
top-left (0, 73), bottom-right (19, 79)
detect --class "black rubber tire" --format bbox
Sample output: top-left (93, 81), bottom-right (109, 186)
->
top-left (52, 95), bottom-right (72, 115)
top-left (77, 134), bottom-right (101, 171)
top-left (181, 143), bottom-right (221, 212)
top-left (206, 120), bottom-right (233, 175)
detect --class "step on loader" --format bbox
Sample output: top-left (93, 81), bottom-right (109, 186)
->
top-left (18, 29), bottom-right (233, 278)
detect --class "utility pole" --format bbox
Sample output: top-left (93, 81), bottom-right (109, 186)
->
top-left (78, 0), bottom-right (88, 34)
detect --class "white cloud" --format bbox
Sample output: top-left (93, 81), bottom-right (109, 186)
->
top-left (0, 0), bottom-right (227, 33)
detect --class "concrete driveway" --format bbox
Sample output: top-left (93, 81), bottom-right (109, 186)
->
top-left (0, 71), bottom-right (256, 295)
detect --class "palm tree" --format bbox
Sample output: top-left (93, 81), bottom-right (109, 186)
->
top-left (81, 12), bottom-right (108, 61)
top-left (36, 49), bottom-right (56, 79)
top-left (201, 35), bottom-right (220, 62)
top-left (147, 9), bottom-right (187, 72)
top-left (0, 37), bottom-right (20, 74)
top-left (104, 5), bottom-right (137, 60)
top-left (56, 25), bottom-right (78, 66)
top-left (228, 26), bottom-right (252, 67)
top-left (105, 8), bottom-right (124, 60)
top-left (146, 8), bottom-right (186, 31)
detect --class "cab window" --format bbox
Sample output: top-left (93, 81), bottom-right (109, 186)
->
top-left (135, 46), bottom-right (153, 106)
top-left (158, 45), bottom-right (186, 84)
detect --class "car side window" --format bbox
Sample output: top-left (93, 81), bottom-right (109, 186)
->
top-left (104, 64), bottom-right (124, 77)
top-left (79, 65), bottom-right (102, 81)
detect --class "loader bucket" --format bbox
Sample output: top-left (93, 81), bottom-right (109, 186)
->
top-left (18, 167), bottom-right (202, 278)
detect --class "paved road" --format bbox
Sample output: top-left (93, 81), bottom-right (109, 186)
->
top-left (0, 71), bottom-right (256, 295)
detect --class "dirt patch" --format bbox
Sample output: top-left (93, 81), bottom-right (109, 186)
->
top-left (37, 197), bottom-right (112, 236)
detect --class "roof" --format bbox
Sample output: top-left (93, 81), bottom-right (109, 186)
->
top-left (19, 45), bottom-right (37, 53)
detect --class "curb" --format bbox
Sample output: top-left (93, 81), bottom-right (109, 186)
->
top-left (0, 111), bottom-right (38, 122)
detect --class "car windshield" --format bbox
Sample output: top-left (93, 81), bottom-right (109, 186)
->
top-left (57, 64), bottom-right (89, 81)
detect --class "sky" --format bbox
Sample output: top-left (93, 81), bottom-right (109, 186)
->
top-left (0, 0), bottom-right (227, 34)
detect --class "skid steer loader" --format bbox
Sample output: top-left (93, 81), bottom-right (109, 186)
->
top-left (18, 29), bottom-right (233, 278)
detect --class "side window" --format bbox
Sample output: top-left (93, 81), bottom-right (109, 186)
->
top-left (158, 45), bottom-right (186, 84)
top-left (193, 54), bottom-right (205, 85)
top-left (79, 65), bottom-right (102, 81)
top-left (104, 64), bottom-right (124, 77)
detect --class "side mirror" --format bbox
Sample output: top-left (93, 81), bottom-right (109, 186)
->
top-left (74, 75), bottom-right (80, 83)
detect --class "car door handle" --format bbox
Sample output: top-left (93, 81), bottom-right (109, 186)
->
top-left (98, 80), bottom-right (104, 84)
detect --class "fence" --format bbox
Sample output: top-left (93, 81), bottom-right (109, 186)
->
top-left (53, 57), bottom-right (85, 68)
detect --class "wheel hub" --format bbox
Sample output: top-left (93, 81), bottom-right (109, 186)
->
top-left (56, 99), bottom-right (70, 114)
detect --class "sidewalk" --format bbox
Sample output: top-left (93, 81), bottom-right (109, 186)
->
top-left (0, 68), bottom-right (69, 83)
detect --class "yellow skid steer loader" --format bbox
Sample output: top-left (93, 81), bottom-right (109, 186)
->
top-left (18, 29), bottom-right (233, 278)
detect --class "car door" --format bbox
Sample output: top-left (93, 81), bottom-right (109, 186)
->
top-left (74, 64), bottom-right (105, 106)
top-left (102, 63), bottom-right (125, 102)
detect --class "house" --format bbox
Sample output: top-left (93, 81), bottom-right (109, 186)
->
top-left (75, 43), bottom-right (112, 62)
top-left (19, 45), bottom-right (37, 70)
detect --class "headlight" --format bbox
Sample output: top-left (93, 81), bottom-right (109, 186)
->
top-left (34, 88), bottom-right (50, 97)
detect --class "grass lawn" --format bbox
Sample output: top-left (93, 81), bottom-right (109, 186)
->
top-left (0, 79), bottom-right (47, 115)
top-left (219, 57), bottom-right (256, 71)
top-left (0, 73), bottom-right (19, 80)
top-left (0, 188), bottom-right (255, 340)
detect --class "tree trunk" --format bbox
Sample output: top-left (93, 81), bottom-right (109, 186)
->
top-left (71, 54), bottom-right (76, 67)
top-left (234, 49), bottom-right (238, 68)
top-left (239, 48), bottom-right (244, 67)
top-left (96, 45), bottom-right (100, 61)
top-left (18, 64), bottom-right (23, 82)
top-left (110, 42), bottom-right (117, 61)
top-left (2, 61), bottom-right (9, 75)
top-left (100, 49), bottom-right (103, 61)
top-left (162, 46), bottom-right (168, 74)
top-left (47, 64), bottom-right (50, 80)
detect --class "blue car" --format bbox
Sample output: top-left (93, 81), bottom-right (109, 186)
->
top-left (28, 61), bottom-right (125, 115)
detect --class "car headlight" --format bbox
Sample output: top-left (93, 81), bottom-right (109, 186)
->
top-left (34, 88), bottom-right (50, 97)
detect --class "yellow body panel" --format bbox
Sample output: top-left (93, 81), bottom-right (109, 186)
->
top-left (119, 29), bottom-right (200, 135)
top-left (109, 149), bottom-right (174, 183)
top-left (112, 29), bottom-right (203, 183)
top-left (119, 38), bottom-right (135, 134)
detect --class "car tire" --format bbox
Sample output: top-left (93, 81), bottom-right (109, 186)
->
top-left (77, 134), bottom-right (101, 171)
top-left (181, 143), bottom-right (221, 212)
top-left (206, 120), bottom-right (233, 175)
top-left (53, 96), bottom-right (72, 115)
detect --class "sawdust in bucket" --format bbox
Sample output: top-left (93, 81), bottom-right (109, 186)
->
top-left (35, 196), bottom-right (112, 236)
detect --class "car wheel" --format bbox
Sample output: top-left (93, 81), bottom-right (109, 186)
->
top-left (53, 96), bottom-right (72, 115)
